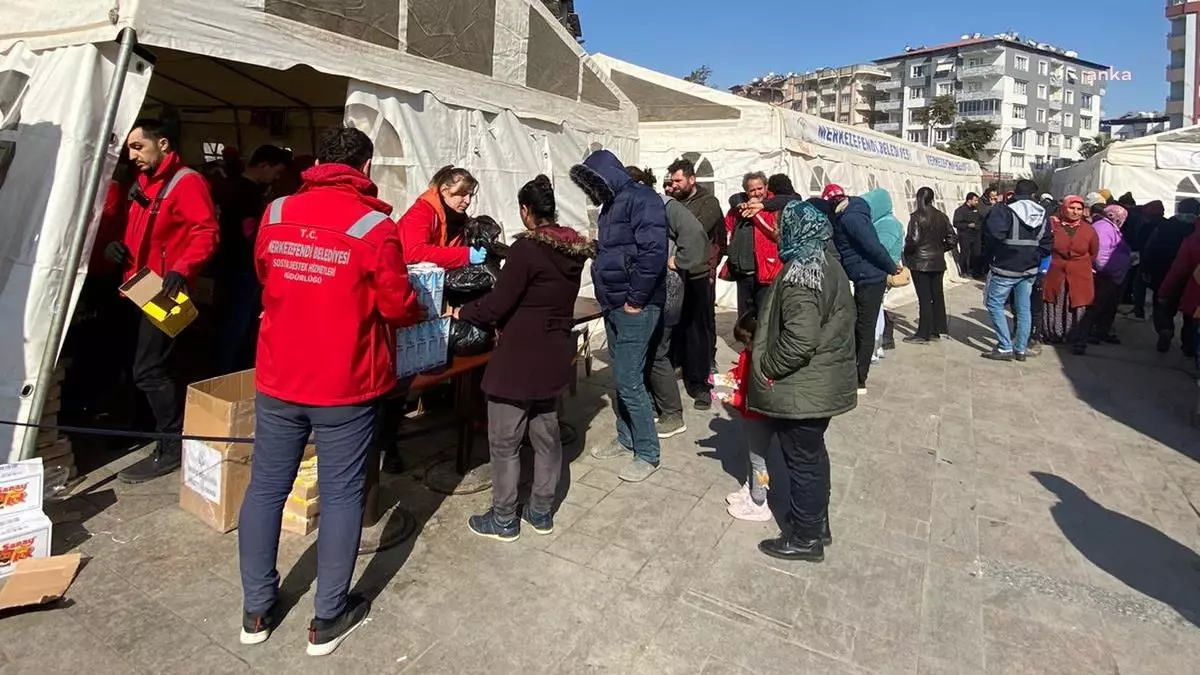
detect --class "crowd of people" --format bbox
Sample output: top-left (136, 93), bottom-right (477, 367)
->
top-left (87, 118), bottom-right (1200, 657)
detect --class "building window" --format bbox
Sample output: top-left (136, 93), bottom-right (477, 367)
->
top-left (1064, 112), bottom-right (1073, 127)
top-left (839, 113), bottom-right (850, 123)
top-left (1081, 93), bottom-right (1093, 108)
top-left (966, 81), bottom-right (982, 93)
top-left (967, 57), bottom-right (984, 68)
top-left (1036, 108), bottom-right (1047, 122)
top-left (935, 128), bottom-right (953, 143)
top-left (1010, 154), bottom-right (1026, 169)
top-left (1065, 137), bottom-right (1074, 150)
top-left (1066, 68), bottom-right (1077, 84)
top-left (1037, 84), bottom-right (1047, 99)
top-left (1011, 130), bottom-right (1025, 149)
top-left (1036, 131), bottom-right (1046, 146)
top-left (1065, 89), bottom-right (1075, 104)
top-left (908, 130), bottom-right (923, 143)
top-left (1082, 116), bottom-right (1092, 131)
top-left (936, 82), bottom-right (953, 96)
top-left (1049, 133), bottom-right (1059, 147)
top-left (909, 86), bottom-right (926, 99)
top-left (1038, 60), bottom-right (1049, 76)
top-left (1014, 55), bottom-right (1029, 71)
top-left (958, 99), bottom-right (1001, 115)
top-left (909, 109), bottom-right (923, 123)
top-left (1013, 104), bottom-right (1026, 120)
top-left (911, 64), bottom-right (927, 78)
top-left (1014, 80), bottom-right (1028, 96)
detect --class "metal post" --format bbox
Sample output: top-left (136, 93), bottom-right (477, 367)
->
top-left (995, 130), bottom-right (1018, 189)
top-left (17, 28), bottom-right (139, 461)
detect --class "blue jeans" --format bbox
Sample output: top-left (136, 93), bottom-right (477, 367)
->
top-left (604, 306), bottom-right (662, 465)
top-left (985, 273), bottom-right (1035, 354)
top-left (239, 393), bottom-right (376, 620)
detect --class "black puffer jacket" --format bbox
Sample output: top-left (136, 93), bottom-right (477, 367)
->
top-left (904, 208), bottom-right (956, 273)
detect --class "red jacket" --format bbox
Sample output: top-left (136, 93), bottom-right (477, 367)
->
top-left (721, 203), bottom-right (782, 285)
top-left (1159, 229), bottom-right (1200, 319)
top-left (121, 152), bottom-right (219, 283)
top-left (91, 180), bottom-right (129, 274)
top-left (728, 349), bottom-right (764, 421)
top-left (254, 164), bottom-right (424, 406)
top-left (396, 187), bottom-right (472, 269)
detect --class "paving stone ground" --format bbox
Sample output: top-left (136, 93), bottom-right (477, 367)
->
top-left (4, 283), bottom-right (1200, 674)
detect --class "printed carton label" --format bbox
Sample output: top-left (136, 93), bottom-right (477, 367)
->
top-left (183, 440), bottom-right (222, 505)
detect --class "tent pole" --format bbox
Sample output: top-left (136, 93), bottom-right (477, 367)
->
top-left (17, 28), bottom-right (139, 462)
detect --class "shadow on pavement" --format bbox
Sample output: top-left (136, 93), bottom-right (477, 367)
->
top-left (1033, 472), bottom-right (1200, 629)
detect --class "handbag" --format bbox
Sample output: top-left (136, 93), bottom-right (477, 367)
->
top-left (887, 266), bottom-right (911, 288)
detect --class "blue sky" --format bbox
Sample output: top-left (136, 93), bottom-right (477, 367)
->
top-left (575, 0), bottom-right (1167, 118)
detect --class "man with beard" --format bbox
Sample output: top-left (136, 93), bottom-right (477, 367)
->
top-left (103, 119), bottom-right (219, 482)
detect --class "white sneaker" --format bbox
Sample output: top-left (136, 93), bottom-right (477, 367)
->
top-left (876, 347), bottom-right (886, 359)
top-left (725, 483), bottom-right (750, 506)
top-left (727, 499), bottom-right (773, 522)
top-left (856, 387), bottom-right (868, 396)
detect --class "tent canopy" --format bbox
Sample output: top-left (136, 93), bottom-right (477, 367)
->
top-left (590, 54), bottom-right (981, 216)
top-left (1052, 123), bottom-right (1200, 213)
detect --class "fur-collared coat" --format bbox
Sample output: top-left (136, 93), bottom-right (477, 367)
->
top-left (460, 225), bottom-right (595, 401)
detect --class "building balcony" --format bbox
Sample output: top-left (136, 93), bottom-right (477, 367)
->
top-left (1048, 120), bottom-right (1062, 132)
top-left (958, 89), bottom-right (1003, 101)
top-left (1169, 66), bottom-right (1186, 82)
top-left (959, 42), bottom-right (1004, 57)
top-left (960, 111), bottom-right (1003, 125)
top-left (1049, 74), bottom-right (1063, 86)
top-left (1049, 97), bottom-right (1063, 109)
top-left (821, 105), bottom-right (837, 114)
top-left (880, 78), bottom-right (902, 89)
top-left (907, 97), bottom-right (927, 108)
top-left (959, 64), bottom-right (1005, 79)
top-left (1167, 98), bottom-right (1185, 115)
top-left (1170, 34), bottom-right (1188, 51)
top-left (876, 99), bottom-right (901, 111)
top-left (875, 121), bottom-right (900, 133)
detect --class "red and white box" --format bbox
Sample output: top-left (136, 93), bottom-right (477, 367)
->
top-left (0, 459), bottom-right (44, 517)
top-left (0, 511), bottom-right (52, 579)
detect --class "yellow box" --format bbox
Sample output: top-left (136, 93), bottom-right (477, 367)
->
top-left (282, 512), bottom-right (318, 536)
top-left (120, 267), bottom-right (198, 338)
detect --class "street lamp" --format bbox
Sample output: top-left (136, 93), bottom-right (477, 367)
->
top-left (995, 128), bottom-right (1025, 188)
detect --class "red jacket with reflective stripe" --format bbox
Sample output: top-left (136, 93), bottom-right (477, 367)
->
top-left (254, 164), bottom-right (425, 406)
top-left (122, 152), bottom-right (219, 283)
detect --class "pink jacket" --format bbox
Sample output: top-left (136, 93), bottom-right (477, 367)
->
top-left (1092, 217), bottom-right (1131, 284)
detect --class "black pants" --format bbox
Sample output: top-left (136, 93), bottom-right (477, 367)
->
top-left (645, 319), bottom-right (682, 418)
top-left (882, 309), bottom-right (895, 346)
top-left (679, 275), bottom-right (715, 398)
top-left (132, 315), bottom-right (183, 447)
top-left (734, 274), bottom-right (768, 320)
top-left (912, 270), bottom-right (947, 339)
top-left (1030, 276), bottom-right (1045, 342)
top-left (956, 228), bottom-right (982, 278)
top-left (853, 281), bottom-right (887, 388)
top-left (1129, 266), bottom-right (1148, 318)
top-left (1075, 275), bottom-right (1121, 345)
top-left (1153, 290), bottom-right (1197, 353)
top-left (773, 416), bottom-right (831, 538)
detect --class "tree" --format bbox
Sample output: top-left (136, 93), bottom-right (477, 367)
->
top-left (684, 65), bottom-right (713, 87)
top-left (1079, 133), bottom-right (1115, 159)
top-left (943, 119), bottom-right (999, 163)
top-left (911, 95), bottom-right (958, 147)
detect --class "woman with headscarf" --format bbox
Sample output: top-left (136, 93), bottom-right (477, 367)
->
top-left (1076, 204), bottom-right (1132, 351)
top-left (1042, 196), bottom-right (1098, 346)
top-left (902, 186), bottom-right (956, 343)
top-left (746, 200), bottom-right (857, 563)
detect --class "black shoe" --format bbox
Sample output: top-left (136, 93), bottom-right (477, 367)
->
top-left (881, 340), bottom-right (896, 351)
top-left (980, 349), bottom-right (1014, 362)
top-left (381, 451), bottom-right (405, 475)
top-left (902, 336), bottom-right (931, 345)
top-left (693, 395), bottom-right (712, 411)
top-left (1071, 343), bottom-right (1087, 356)
top-left (758, 535), bottom-right (824, 563)
top-left (1025, 342), bottom-right (1043, 358)
top-left (307, 595), bottom-right (370, 657)
top-left (468, 508), bottom-right (520, 542)
top-left (522, 505), bottom-right (554, 535)
top-left (1014, 352), bottom-right (1027, 362)
top-left (240, 604), bottom-right (277, 646)
top-left (1157, 331), bottom-right (1172, 353)
top-left (822, 519), bottom-right (833, 547)
top-left (1102, 334), bottom-right (1121, 345)
top-left (118, 442), bottom-right (182, 484)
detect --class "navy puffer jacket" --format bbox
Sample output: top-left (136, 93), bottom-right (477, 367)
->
top-left (832, 196), bottom-right (898, 284)
top-left (571, 150), bottom-right (668, 311)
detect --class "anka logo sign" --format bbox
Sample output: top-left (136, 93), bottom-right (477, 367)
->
top-left (1082, 68), bottom-right (1133, 84)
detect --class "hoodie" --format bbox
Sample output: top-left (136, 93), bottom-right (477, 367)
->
top-left (831, 195), bottom-right (898, 284)
top-left (983, 196), bottom-right (1052, 277)
top-left (860, 188), bottom-right (905, 265)
top-left (571, 150), bottom-right (668, 311)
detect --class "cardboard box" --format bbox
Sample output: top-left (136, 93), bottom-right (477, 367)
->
top-left (407, 263), bottom-right (445, 318)
top-left (0, 459), bottom-right (44, 517)
top-left (120, 267), bottom-right (199, 337)
top-left (0, 553), bottom-right (82, 610)
top-left (285, 495), bottom-right (320, 519)
top-left (0, 512), bottom-right (52, 578)
top-left (396, 317), bottom-right (450, 378)
top-left (281, 512), bottom-right (318, 536)
top-left (180, 370), bottom-right (256, 533)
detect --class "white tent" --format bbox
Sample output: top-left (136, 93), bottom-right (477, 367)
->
top-left (590, 55), bottom-right (983, 309)
top-left (1052, 124), bottom-right (1200, 214)
top-left (0, 0), bottom-right (638, 460)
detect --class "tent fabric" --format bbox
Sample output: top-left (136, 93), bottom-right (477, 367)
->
top-left (0, 42), bottom-right (153, 460)
top-left (0, 0), bottom-right (638, 459)
top-left (1052, 124), bottom-right (1200, 214)
top-left (591, 54), bottom-right (982, 310)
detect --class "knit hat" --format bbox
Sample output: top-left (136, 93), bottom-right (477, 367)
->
top-left (1084, 192), bottom-right (1105, 207)
top-left (821, 183), bottom-right (845, 201)
top-left (1099, 189), bottom-right (1113, 202)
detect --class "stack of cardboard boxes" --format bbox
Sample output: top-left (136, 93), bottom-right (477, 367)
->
top-left (0, 459), bottom-right (53, 580)
top-left (397, 263), bottom-right (450, 378)
top-left (34, 364), bottom-right (74, 480)
top-left (282, 445), bottom-right (319, 536)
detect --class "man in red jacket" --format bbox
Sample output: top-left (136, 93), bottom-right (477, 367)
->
top-left (237, 127), bottom-right (424, 657)
top-left (103, 119), bottom-right (219, 483)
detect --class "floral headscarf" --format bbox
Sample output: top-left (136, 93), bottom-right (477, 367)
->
top-left (1103, 204), bottom-right (1128, 229)
top-left (778, 200), bottom-right (833, 291)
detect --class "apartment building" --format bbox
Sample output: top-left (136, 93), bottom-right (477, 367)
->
top-left (729, 65), bottom-right (891, 127)
top-left (873, 34), bottom-right (1107, 175)
top-left (1105, 111), bottom-right (1171, 140)
top-left (1167, 0), bottom-right (1198, 128)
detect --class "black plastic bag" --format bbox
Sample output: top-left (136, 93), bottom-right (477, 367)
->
top-left (448, 318), bottom-right (494, 356)
top-left (464, 215), bottom-right (509, 258)
top-left (445, 263), bottom-right (498, 295)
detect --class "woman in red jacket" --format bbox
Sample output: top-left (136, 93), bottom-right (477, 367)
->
top-left (397, 165), bottom-right (487, 269)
